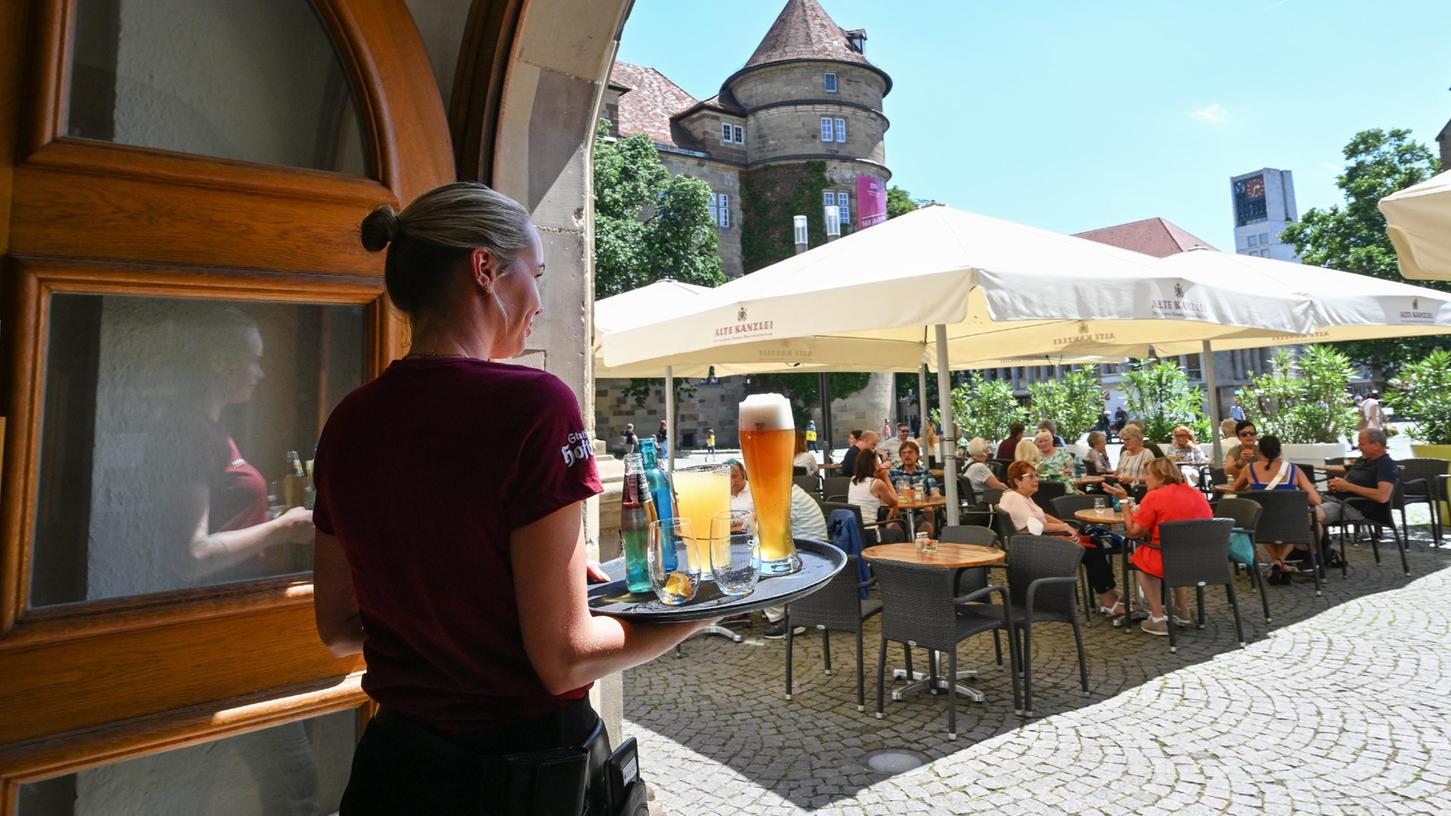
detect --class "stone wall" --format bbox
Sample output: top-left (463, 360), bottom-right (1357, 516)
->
top-left (657, 153), bottom-right (744, 279)
top-left (728, 61), bottom-right (886, 112)
top-left (596, 376), bottom-right (749, 456)
top-left (828, 371), bottom-right (894, 449)
top-left (744, 102), bottom-right (887, 166)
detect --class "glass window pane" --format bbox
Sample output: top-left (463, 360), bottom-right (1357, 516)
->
top-left (67, 0), bottom-right (373, 177)
top-left (31, 294), bottom-right (366, 607)
top-left (17, 709), bottom-right (355, 815)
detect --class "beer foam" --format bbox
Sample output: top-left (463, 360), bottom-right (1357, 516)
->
top-left (738, 393), bottom-right (794, 430)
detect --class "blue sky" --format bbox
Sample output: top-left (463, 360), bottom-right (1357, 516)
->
top-left (617, 0), bottom-right (1451, 250)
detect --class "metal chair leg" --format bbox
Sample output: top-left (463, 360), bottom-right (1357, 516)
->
top-left (1249, 558), bottom-right (1271, 623)
top-left (1195, 585), bottom-right (1206, 629)
top-left (855, 628), bottom-right (865, 712)
top-left (822, 628), bottom-right (832, 676)
top-left (1225, 581), bottom-right (1246, 647)
top-left (784, 611), bottom-right (794, 701)
top-left (1070, 615), bottom-right (1089, 696)
top-left (992, 628), bottom-right (1003, 666)
top-left (1392, 523), bottom-right (1410, 576)
top-left (946, 649), bottom-right (958, 740)
top-left (1021, 612), bottom-right (1034, 717)
top-left (875, 637), bottom-right (887, 718)
top-left (1165, 582), bottom-right (1177, 654)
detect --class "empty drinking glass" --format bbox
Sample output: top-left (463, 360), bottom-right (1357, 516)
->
top-left (648, 518), bottom-right (699, 606)
top-left (709, 511), bottom-right (759, 597)
top-left (1093, 496), bottom-right (1106, 511)
top-left (914, 531), bottom-right (935, 554)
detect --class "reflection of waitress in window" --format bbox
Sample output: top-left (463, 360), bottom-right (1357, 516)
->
top-left (167, 307), bottom-right (313, 582)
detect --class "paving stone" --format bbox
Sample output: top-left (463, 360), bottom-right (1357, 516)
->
top-left (625, 528), bottom-right (1451, 816)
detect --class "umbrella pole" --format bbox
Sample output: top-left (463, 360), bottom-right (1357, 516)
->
top-left (665, 366), bottom-right (676, 473)
top-left (935, 325), bottom-right (959, 526)
top-left (1203, 341), bottom-right (1222, 465)
top-left (818, 371), bottom-right (834, 464)
top-left (918, 365), bottom-right (929, 444)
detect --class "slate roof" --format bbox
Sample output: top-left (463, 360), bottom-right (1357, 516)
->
top-left (744, 0), bottom-right (874, 70)
top-left (1075, 217), bottom-right (1217, 258)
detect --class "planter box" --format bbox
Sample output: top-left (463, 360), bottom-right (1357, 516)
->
top-left (1281, 442), bottom-right (1347, 466)
top-left (1409, 444), bottom-right (1451, 519)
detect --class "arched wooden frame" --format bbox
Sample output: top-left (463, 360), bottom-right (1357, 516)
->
top-left (0, 0), bottom-right (453, 784)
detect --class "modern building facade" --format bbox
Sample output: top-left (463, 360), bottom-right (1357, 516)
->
top-left (597, 0), bottom-right (896, 449)
top-left (1230, 167), bottom-right (1299, 261)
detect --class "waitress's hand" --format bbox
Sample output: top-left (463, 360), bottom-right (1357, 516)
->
top-left (585, 559), bottom-right (609, 583)
top-left (275, 507), bottom-right (314, 545)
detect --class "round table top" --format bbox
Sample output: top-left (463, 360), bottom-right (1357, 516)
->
top-left (897, 494), bottom-right (948, 510)
top-left (863, 542), bottom-right (1005, 569)
top-left (1214, 483), bottom-right (1238, 493)
top-left (1073, 507), bottom-right (1127, 524)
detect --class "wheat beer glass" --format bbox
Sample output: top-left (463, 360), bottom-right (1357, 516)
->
top-left (671, 464), bottom-right (731, 579)
top-left (738, 393), bottom-right (800, 575)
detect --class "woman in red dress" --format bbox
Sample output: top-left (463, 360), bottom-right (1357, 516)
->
top-left (1105, 457), bottom-right (1212, 636)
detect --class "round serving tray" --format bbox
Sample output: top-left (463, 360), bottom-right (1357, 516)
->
top-left (587, 539), bottom-right (846, 622)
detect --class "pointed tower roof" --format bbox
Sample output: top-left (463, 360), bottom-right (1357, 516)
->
top-left (738, 0), bottom-right (888, 92)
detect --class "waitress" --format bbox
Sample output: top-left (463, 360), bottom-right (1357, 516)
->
top-left (312, 182), bottom-right (709, 813)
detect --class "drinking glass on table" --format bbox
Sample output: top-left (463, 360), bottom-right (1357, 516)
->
top-left (648, 518), bottom-right (699, 606)
top-left (1093, 496), bottom-right (1106, 511)
top-left (914, 531), bottom-right (935, 554)
top-left (709, 511), bottom-right (759, 597)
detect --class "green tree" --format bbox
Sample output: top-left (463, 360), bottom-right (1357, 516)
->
top-left (1238, 347), bottom-right (1360, 444)
top-left (1028, 365), bottom-right (1104, 444)
top-left (1391, 349), bottom-right (1451, 444)
top-left (1283, 128), bottom-right (1444, 378)
top-left (748, 372), bottom-right (872, 418)
top-left (592, 120), bottom-right (725, 298)
top-left (1122, 359), bottom-right (1208, 442)
top-left (886, 185), bottom-right (920, 220)
top-left (944, 372), bottom-right (1026, 445)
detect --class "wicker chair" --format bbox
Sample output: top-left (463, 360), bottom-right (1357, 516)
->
top-left (1157, 519), bottom-right (1247, 653)
top-left (823, 476), bottom-right (851, 503)
top-left (939, 524), bottom-right (1008, 665)
top-left (1213, 497), bottom-right (1271, 624)
top-left (1031, 480), bottom-right (1067, 516)
top-left (1397, 458), bottom-right (1446, 546)
top-left (784, 555), bottom-right (882, 711)
top-left (793, 474), bottom-right (823, 497)
top-left (1005, 535), bottom-right (1091, 717)
top-left (1237, 491), bottom-right (1323, 595)
top-left (1325, 485), bottom-right (1409, 577)
top-left (872, 560), bottom-right (1021, 739)
top-left (1052, 493), bottom-right (1115, 623)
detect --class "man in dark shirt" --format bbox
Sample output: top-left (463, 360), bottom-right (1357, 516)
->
top-left (1325, 428), bottom-right (1398, 526)
top-left (654, 419), bottom-right (668, 452)
top-left (995, 422), bottom-right (1026, 460)
top-left (839, 430), bottom-right (877, 477)
top-left (622, 423), bottom-right (638, 454)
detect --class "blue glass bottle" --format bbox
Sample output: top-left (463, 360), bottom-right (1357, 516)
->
top-left (638, 439), bottom-right (677, 571)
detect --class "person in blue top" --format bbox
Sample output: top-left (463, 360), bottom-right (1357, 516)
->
top-left (1325, 428), bottom-right (1398, 528)
top-left (1228, 434), bottom-right (1324, 584)
top-left (1229, 397), bottom-right (1247, 423)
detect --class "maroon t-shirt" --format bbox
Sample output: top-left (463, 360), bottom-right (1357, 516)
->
top-left (313, 358), bottom-right (602, 732)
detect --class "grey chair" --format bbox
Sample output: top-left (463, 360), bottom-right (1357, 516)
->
top-left (1396, 458), bottom-right (1445, 546)
top-left (1005, 535), bottom-right (1091, 717)
top-left (1158, 518), bottom-right (1247, 653)
top-left (939, 524), bottom-right (1008, 664)
top-left (872, 560), bottom-right (1021, 739)
top-left (784, 555), bottom-right (882, 711)
top-left (793, 474), bottom-right (822, 497)
top-left (1213, 496), bottom-right (1271, 624)
top-left (1238, 491), bottom-right (1323, 595)
top-left (823, 476), bottom-right (851, 502)
top-left (1031, 480), bottom-right (1067, 516)
top-left (1327, 484), bottom-right (1409, 577)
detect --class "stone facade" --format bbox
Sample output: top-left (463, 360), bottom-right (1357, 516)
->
top-left (599, 0), bottom-right (894, 450)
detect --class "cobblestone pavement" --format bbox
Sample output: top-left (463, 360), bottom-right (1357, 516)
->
top-left (624, 526), bottom-right (1451, 814)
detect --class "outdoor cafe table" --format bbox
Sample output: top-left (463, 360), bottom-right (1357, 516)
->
top-left (896, 493), bottom-right (948, 541)
top-left (863, 542), bottom-right (1005, 702)
top-left (1073, 507), bottom-right (1139, 633)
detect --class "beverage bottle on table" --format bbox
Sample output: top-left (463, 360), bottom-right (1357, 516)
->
top-left (638, 439), bottom-right (676, 571)
top-left (620, 453), bottom-right (658, 593)
top-left (282, 450), bottom-right (307, 509)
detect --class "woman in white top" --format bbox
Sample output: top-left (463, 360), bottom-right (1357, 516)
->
top-left (1115, 425), bottom-right (1156, 485)
top-left (792, 429), bottom-right (818, 476)
top-left (847, 448), bottom-right (896, 524)
top-left (963, 437), bottom-right (1009, 497)
top-left (998, 460), bottom-right (1074, 537)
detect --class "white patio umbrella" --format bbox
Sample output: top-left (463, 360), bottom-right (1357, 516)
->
top-left (1145, 247), bottom-right (1451, 460)
top-left (1380, 169), bottom-right (1451, 281)
top-left (601, 206), bottom-right (1315, 523)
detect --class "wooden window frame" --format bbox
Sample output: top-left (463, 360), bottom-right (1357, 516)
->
top-left (0, 257), bottom-right (393, 644)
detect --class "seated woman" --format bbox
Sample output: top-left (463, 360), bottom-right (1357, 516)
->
top-left (1227, 434), bottom-right (1325, 584)
top-left (1033, 430), bottom-right (1077, 494)
top-left (1082, 431), bottom-right (1114, 478)
top-left (847, 448), bottom-right (898, 529)
top-left (1001, 461), bottom-right (1122, 614)
top-left (963, 437), bottom-right (1009, 498)
top-left (1104, 458), bottom-right (1212, 636)
top-left (1115, 425), bottom-right (1156, 487)
top-left (1014, 437), bottom-right (1040, 467)
top-left (792, 429), bottom-right (818, 476)
top-left (1166, 425), bottom-right (1208, 465)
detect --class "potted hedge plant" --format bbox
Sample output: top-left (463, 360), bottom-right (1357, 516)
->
top-left (943, 372), bottom-right (1026, 450)
top-left (1391, 348), bottom-right (1451, 459)
top-left (1236, 346), bottom-right (1357, 463)
top-left (1121, 359), bottom-right (1210, 445)
top-left (1028, 364), bottom-right (1104, 454)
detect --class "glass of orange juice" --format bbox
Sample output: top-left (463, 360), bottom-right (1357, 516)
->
top-left (671, 464), bottom-right (731, 578)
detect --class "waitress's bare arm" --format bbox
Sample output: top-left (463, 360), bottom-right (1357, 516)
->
top-left (314, 530), bottom-right (364, 657)
top-left (513, 503), bottom-right (711, 696)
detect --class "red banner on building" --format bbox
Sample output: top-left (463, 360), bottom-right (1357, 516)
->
top-left (856, 175), bottom-right (887, 229)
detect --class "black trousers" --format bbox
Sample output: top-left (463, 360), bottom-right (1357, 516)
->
top-left (339, 698), bottom-right (603, 816)
top-left (1081, 546), bottom-right (1116, 595)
